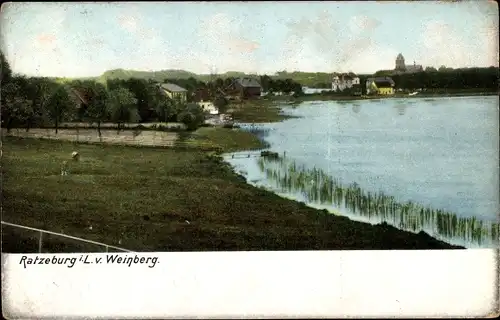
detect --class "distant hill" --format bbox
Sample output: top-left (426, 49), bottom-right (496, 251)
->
top-left (58, 69), bottom-right (378, 87)
top-left (98, 68), bottom-right (199, 82)
top-left (94, 69), bottom-right (339, 87)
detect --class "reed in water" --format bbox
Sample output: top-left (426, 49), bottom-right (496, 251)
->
top-left (257, 156), bottom-right (499, 247)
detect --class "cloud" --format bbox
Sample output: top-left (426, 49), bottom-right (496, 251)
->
top-left (199, 13), bottom-right (261, 58)
top-left (2, 5), bottom-right (107, 77)
top-left (35, 34), bottom-right (57, 46)
top-left (477, 19), bottom-right (499, 67)
top-left (349, 15), bottom-right (381, 34)
top-left (342, 45), bottom-right (399, 73)
top-left (114, 9), bottom-right (163, 63)
top-left (117, 15), bottom-right (138, 33)
top-left (283, 12), bottom-right (383, 72)
top-left (226, 36), bottom-right (260, 53)
top-left (416, 19), bottom-right (498, 68)
top-left (116, 9), bottom-right (158, 41)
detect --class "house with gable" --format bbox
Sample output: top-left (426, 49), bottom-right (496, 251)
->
top-left (233, 77), bottom-right (262, 100)
top-left (366, 77), bottom-right (396, 95)
top-left (331, 72), bottom-right (361, 93)
top-left (159, 83), bottom-right (188, 103)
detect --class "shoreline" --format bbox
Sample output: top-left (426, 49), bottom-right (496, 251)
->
top-left (225, 94), bottom-right (499, 248)
top-left (2, 136), bottom-right (463, 251)
top-left (230, 91), bottom-right (498, 124)
top-left (262, 90), bottom-right (498, 103)
top-left (222, 145), bottom-right (469, 249)
top-left (3, 94), bottom-right (491, 250)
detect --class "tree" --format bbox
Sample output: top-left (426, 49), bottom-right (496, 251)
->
top-left (438, 65), bottom-right (454, 72)
top-left (223, 77), bottom-right (234, 89)
top-left (1, 80), bottom-right (33, 131)
top-left (291, 81), bottom-right (304, 96)
top-left (0, 51), bottom-right (12, 84)
top-left (46, 85), bottom-right (75, 134)
top-left (177, 103), bottom-right (205, 131)
top-left (282, 79), bottom-right (294, 94)
top-left (25, 78), bottom-right (65, 131)
top-left (81, 81), bottom-right (109, 140)
top-left (123, 78), bottom-right (151, 122)
top-left (154, 94), bottom-right (175, 122)
top-left (213, 95), bottom-right (228, 114)
top-left (214, 78), bottom-right (224, 89)
top-left (425, 66), bottom-right (437, 72)
top-left (106, 78), bottom-right (126, 91)
top-left (259, 75), bottom-right (272, 92)
top-left (107, 87), bottom-right (139, 132)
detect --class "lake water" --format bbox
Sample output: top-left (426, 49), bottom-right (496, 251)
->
top-left (225, 96), bottom-right (500, 248)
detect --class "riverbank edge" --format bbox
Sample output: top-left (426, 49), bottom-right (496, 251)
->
top-left (263, 91), bottom-right (498, 103)
top-left (222, 145), bottom-right (468, 249)
top-left (221, 105), bottom-right (470, 249)
top-left (2, 135), bottom-right (464, 250)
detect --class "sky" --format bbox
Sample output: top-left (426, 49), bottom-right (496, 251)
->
top-left (0, 1), bottom-right (498, 77)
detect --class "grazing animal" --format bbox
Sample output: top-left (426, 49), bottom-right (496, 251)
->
top-left (71, 151), bottom-right (80, 161)
top-left (61, 161), bottom-right (69, 176)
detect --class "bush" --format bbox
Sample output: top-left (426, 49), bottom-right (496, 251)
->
top-left (177, 103), bottom-right (205, 131)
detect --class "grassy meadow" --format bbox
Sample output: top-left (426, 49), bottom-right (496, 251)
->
top-left (230, 100), bottom-right (295, 123)
top-left (176, 127), bottom-right (268, 153)
top-left (2, 137), bottom-right (462, 252)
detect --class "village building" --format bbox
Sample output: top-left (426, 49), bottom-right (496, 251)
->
top-left (394, 53), bottom-right (424, 74)
top-left (190, 88), bottom-right (219, 115)
top-left (331, 72), bottom-right (361, 92)
top-left (232, 77), bottom-right (262, 100)
top-left (159, 83), bottom-right (187, 103)
top-left (366, 77), bottom-right (396, 95)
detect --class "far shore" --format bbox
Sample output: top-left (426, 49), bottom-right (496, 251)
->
top-left (261, 90), bottom-right (498, 103)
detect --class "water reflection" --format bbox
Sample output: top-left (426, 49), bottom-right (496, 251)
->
top-left (256, 156), bottom-right (499, 247)
top-left (394, 103), bottom-right (407, 116)
top-left (352, 104), bottom-right (361, 114)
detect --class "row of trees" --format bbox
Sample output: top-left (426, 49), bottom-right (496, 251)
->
top-left (259, 75), bottom-right (303, 95)
top-left (1, 52), bottom-right (206, 135)
top-left (164, 75), bottom-right (304, 96)
top-left (374, 67), bottom-right (499, 91)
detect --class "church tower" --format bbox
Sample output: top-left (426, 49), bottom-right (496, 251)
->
top-left (395, 53), bottom-right (405, 71)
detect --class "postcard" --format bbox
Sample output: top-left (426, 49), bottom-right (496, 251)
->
top-left (1, 1), bottom-right (498, 318)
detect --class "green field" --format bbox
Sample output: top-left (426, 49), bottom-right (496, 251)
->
top-left (230, 100), bottom-right (296, 123)
top-left (2, 137), bottom-right (462, 252)
top-left (176, 127), bottom-right (268, 152)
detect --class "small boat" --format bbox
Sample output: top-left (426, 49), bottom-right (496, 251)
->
top-left (408, 92), bottom-right (419, 96)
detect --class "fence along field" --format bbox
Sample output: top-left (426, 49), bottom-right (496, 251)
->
top-left (1, 221), bottom-right (131, 253)
top-left (2, 128), bottom-right (180, 147)
top-left (1, 123), bottom-right (230, 254)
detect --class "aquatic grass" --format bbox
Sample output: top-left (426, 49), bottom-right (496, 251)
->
top-left (257, 156), bottom-right (499, 247)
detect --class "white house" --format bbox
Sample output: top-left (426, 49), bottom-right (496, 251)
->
top-left (331, 72), bottom-right (360, 92)
top-left (198, 101), bottom-right (219, 115)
